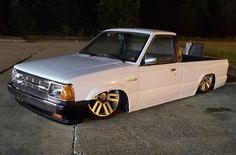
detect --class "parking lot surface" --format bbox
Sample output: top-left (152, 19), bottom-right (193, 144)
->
top-left (0, 40), bottom-right (236, 155)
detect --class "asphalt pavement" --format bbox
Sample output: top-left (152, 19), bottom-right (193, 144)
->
top-left (0, 40), bottom-right (235, 155)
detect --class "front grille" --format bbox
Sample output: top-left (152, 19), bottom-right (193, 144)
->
top-left (14, 70), bottom-right (50, 94)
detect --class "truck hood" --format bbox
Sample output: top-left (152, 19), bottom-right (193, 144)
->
top-left (14, 54), bottom-right (133, 83)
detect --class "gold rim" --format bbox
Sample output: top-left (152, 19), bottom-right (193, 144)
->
top-left (199, 75), bottom-right (213, 92)
top-left (88, 90), bottom-right (120, 117)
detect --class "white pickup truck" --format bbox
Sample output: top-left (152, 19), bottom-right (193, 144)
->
top-left (8, 28), bottom-right (228, 124)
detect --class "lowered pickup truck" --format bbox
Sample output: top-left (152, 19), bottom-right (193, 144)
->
top-left (8, 28), bottom-right (228, 124)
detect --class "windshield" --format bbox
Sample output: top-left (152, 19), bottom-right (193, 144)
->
top-left (81, 31), bottom-right (149, 62)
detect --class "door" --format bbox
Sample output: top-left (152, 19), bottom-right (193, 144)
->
top-left (137, 36), bottom-right (182, 109)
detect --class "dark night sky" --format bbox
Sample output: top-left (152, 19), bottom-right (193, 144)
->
top-left (140, 0), bottom-right (236, 37)
top-left (0, 0), bottom-right (235, 37)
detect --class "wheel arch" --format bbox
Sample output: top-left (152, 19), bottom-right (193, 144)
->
top-left (199, 72), bottom-right (215, 87)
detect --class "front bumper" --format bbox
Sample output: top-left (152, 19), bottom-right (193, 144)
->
top-left (8, 82), bottom-right (88, 124)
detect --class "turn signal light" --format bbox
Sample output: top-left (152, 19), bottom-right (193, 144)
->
top-left (61, 85), bottom-right (75, 101)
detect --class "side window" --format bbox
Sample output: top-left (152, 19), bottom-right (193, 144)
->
top-left (145, 36), bottom-right (175, 65)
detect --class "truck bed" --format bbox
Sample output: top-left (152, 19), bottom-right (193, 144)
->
top-left (182, 55), bottom-right (220, 62)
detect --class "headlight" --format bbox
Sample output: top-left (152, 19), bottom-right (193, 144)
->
top-left (48, 83), bottom-right (75, 101)
top-left (12, 68), bottom-right (23, 83)
top-left (12, 68), bottom-right (17, 82)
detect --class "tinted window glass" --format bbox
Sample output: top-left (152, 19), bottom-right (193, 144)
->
top-left (146, 37), bottom-right (175, 64)
top-left (83, 32), bottom-right (149, 62)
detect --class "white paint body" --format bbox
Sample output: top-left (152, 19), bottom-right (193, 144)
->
top-left (14, 28), bottom-right (228, 112)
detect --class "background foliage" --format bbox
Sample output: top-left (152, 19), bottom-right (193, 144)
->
top-left (0, 0), bottom-right (235, 37)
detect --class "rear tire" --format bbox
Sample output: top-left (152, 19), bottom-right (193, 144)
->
top-left (198, 74), bottom-right (214, 93)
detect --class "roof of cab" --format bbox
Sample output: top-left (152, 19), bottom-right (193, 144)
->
top-left (104, 28), bottom-right (176, 36)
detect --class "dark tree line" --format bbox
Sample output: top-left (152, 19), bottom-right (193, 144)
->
top-left (3, 0), bottom-right (100, 36)
top-left (0, 0), bottom-right (235, 37)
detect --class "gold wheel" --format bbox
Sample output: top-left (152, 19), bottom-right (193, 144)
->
top-left (88, 90), bottom-right (120, 118)
top-left (198, 74), bottom-right (214, 93)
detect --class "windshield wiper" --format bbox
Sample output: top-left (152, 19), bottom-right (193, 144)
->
top-left (98, 54), bottom-right (126, 63)
top-left (79, 50), bottom-right (98, 56)
top-left (79, 51), bottom-right (126, 63)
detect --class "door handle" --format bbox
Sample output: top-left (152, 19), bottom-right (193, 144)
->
top-left (171, 68), bottom-right (176, 72)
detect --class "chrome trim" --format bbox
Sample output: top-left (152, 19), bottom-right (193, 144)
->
top-left (13, 69), bottom-right (50, 94)
top-left (43, 100), bottom-right (58, 106)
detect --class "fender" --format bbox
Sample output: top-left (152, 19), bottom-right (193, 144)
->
top-left (198, 71), bottom-right (215, 84)
top-left (85, 81), bottom-right (128, 101)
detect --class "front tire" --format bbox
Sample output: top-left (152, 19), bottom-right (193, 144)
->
top-left (88, 90), bottom-right (120, 119)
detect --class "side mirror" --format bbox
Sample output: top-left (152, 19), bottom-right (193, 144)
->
top-left (144, 55), bottom-right (157, 65)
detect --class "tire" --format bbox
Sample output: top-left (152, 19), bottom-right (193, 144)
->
top-left (198, 74), bottom-right (214, 93)
top-left (88, 90), bottom-right (120, 119)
